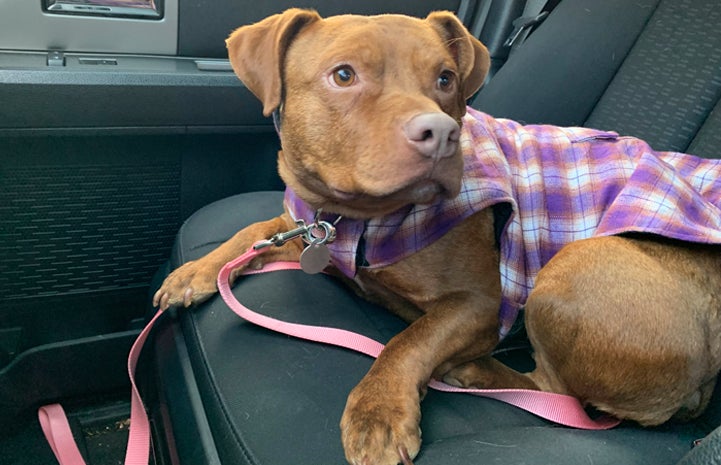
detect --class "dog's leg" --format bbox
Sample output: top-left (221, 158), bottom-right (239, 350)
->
top-left (340, 210), bottom-right (510, 465)
top-left (524, 236), bottom-right (721, 425)
top-left (674, 376), bottom-right (718, 422)
top-left (153, 213), bottom-right (302, 310)
top-left (442, 356), bottom-right (539, 390)
top-left (340, 296), bottom-right (501, 465)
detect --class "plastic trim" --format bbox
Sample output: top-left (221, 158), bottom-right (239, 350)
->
top-left (0, 51), bottom-right (268, 133)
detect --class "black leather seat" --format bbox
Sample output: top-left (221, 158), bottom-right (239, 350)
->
top-left (147, 0), bottom-right (721, 463)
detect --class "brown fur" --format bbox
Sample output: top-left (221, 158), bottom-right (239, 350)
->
top-left (153, 9), bottom-right (721, 465)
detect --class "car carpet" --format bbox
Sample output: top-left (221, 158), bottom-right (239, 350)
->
top-left (0, 395), bottom-right (139, 465)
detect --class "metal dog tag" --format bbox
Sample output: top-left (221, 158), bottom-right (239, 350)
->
top-left (300, 243), bottom-right (331, 274)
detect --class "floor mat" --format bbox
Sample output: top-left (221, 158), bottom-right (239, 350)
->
top-left (73, 400), bottom-right (131, 465)
top-left (0, 395), bottom-right (155, 465)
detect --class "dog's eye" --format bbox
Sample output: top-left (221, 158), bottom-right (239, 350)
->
top-left (332, 66), bottom-right (356, 87)
top-left (437, 71), bottom-right (456, 91)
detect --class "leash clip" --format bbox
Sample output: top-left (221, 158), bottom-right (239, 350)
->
top-left (253, 220), bottom-right (311, 250)
top-left (253, 210), bottom-right (341, 251)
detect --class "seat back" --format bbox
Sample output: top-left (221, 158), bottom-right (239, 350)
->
top-left (475, 0), bottom-right (721, 158)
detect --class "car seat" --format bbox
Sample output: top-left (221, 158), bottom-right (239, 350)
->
top-left (145, 0), bottom-right (721, 463)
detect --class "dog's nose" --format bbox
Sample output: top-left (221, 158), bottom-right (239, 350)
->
top-left (403, 113), bottom-right (460, 159)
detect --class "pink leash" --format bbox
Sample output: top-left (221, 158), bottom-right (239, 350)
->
top-left (38, 309), bottom-right (160, 465)
top-left (38, 244), bottom-right (618, 465)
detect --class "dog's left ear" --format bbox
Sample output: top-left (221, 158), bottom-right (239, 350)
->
top-left (426, 11), bottom-right (490, 100)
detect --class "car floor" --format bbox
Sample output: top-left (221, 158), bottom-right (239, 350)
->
top-left (0, 344), bottom-right (716, 465)
top-left (0, 393), bottom-right (136, 465)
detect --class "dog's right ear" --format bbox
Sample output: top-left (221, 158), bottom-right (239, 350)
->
top-left (226, 9), bottom-right (321, 116)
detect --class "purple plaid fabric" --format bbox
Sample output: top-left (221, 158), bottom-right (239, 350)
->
top-left (285, 107), bottom-right (721, 337)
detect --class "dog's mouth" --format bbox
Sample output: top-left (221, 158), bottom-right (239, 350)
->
top-left (321, 172), bottom-right (460, 218)
top-left (331, 179), bottom-right (447, 204)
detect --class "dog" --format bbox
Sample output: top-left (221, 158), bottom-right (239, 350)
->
top-left (153, 9), bottom-right (721, 465)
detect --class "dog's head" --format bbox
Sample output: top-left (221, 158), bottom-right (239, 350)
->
top-left (227, 9), bottom-right (490, 218)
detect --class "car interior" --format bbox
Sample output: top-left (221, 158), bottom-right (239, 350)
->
top-left (1, 0), bottom-right (720, 464)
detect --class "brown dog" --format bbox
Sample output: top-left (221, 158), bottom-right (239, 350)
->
top-left (153, 9), bottom-right (721, 465)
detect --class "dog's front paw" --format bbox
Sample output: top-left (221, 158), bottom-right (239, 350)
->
top-left (340, 376), bottom-right (421, 465)
top-left (153, 259), bottom-right (223, 310)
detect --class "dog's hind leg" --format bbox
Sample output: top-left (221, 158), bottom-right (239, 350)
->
top-left (442, 356), bottom-right (539, 390)
top-left (674, 376), bottom-right (718, 422)
top-left (522, 235), bottom-right (721, 425)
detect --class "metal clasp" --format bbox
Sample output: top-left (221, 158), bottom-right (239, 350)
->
top-left (253, 220), bottom-right (310, 250)
top-left (252, 210), bottom-right (341, 251)
top-left (303, 219), bottom-right (337, 246)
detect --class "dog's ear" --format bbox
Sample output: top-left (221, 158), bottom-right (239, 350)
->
top-left (226, 8), bottom-right (321, 116)
top-left (426, 11), bottom-right (490, 100)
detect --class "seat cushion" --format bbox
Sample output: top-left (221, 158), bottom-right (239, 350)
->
top-left (473, 0), bottom-right (660, 126)
top-left (151, 191), bottom-right (712, 465)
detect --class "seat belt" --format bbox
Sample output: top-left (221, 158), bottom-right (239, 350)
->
top-left (504, 0), bottom-right (560, 50)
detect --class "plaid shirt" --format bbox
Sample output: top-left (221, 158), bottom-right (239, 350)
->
top-left (285, 107), bottom-right (721, 337)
